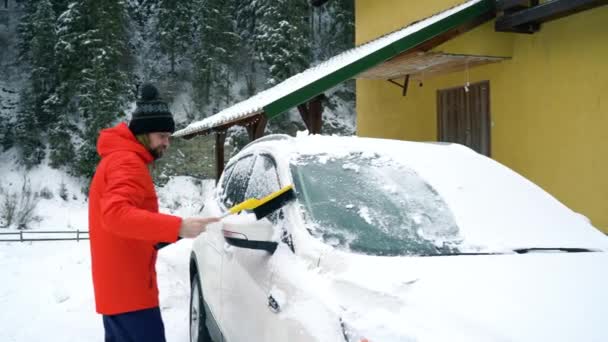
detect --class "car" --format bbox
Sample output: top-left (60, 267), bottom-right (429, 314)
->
top-left (189, 134), bottom-right (608, 342)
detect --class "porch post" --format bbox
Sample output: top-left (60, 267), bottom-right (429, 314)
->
top-left (246, 115), bottom-right (269, 141)
top-left (297, 94), bottom-right (326, 135)
top-left (215, 131), bottom-right (226, 183)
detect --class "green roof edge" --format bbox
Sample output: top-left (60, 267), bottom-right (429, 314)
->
top-left (262, 0), bottom-right (495, 120)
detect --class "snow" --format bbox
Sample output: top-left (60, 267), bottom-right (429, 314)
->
top-left (0, 149), bottom-right (88, 231)
top-left (0, 148), bottom-right (214, 341)
top-left (318, 251), bottom-right (608, 342)
top-left (0, 240), bottom-right (195, 342)
top-left (173, 0), bottom-right (482, 138)
top-left (357, 207), bottom-right (373, 225)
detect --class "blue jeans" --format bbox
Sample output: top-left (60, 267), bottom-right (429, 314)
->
top-left (103, 307), bottom-right (166, 342)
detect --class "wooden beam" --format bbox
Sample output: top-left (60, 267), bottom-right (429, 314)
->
top-left (297, 94), bottom-right (325, 134)
top-left (496, 0), bottom-right (608, 32)
top-left (297, 103), bottom-right (312, 130)
top-left (387, 75), bottom-right (410, 96)
top-left (496, 0), bottom-right (534, 12)
top-left (215, 132), bottom-right (226, 184)
top-left (309, 95), bottom-right (324, 134)
top-left (245, 115), bottom-right (268, 141)
top-left (178, 112), bottom-right (264, 140)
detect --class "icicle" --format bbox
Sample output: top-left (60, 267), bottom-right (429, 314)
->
top-left (464, 58), bottom-right (470, 93)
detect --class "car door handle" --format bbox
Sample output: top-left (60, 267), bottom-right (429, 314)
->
top-left (267, 294), bottom-right (281, 313)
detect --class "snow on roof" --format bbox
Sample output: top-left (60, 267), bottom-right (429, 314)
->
top-left (173, 0), bottom-right (484, 138)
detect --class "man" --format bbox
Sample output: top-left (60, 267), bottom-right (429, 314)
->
top-left (88, 83), bottom-right (219, 342)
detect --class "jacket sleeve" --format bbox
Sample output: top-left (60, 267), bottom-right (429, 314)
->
top-left (99, 154), bottom-right (181, 242)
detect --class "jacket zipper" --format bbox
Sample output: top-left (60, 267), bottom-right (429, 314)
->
top-left (148, 250), bottom-right (155, 289)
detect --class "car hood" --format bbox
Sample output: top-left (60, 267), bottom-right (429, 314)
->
top-left (321, 251), bottom-right (608, 342)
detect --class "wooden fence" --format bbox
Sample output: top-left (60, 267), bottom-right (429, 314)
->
top-left (0, 230), bottom-right (89, 242)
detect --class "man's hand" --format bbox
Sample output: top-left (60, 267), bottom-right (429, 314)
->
top-left (179, 217), bottom-right (221, 238)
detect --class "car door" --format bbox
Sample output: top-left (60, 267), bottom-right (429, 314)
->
top-left (219, 154), bottom-right (285, 341)
top-left (196, 163), bottom-right (233, 342)
top-left (198, 154), bottom-right (256, 341)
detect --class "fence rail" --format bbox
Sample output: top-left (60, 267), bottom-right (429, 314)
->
top-left (0, 230), bottom-right (89, 242)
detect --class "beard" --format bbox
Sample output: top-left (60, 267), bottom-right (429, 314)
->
top-left (149, 146), bottom-right (167, 160)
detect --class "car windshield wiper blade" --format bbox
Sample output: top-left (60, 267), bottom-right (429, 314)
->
top-left (513, 247), bottom-right (596, 254)
top-left (418, 252), bottom-right (507, 257)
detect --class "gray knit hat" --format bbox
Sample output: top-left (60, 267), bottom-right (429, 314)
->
top-left (129, 83), bottom-right (175, 134)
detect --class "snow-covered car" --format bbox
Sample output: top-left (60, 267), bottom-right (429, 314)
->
top-left (189, 134), bottom-right (608, 342)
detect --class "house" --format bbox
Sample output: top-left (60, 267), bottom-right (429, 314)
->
top-left (355, 0), bottom-right (608, 233)
top-left (175, 0), bottom-right (608, 233)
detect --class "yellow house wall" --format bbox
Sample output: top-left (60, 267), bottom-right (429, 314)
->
top-left (355, 2), bottom-right (608, 232)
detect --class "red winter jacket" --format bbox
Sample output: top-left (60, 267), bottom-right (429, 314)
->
top-left (88, 123), bottom-right (181, 315)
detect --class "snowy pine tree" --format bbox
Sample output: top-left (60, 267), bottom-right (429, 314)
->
top-left (157, 0), bottom-right (196, 76)
top-left (254, 0), bottom-right (312, 86)
top-left (191, 0), bottom-right (240, 113)
top-left (235, 1), bottom-right (260, 97)
top-left (51, 0), bottom-right (133, 177)
top-left (15, 0), bottom-right (57, 167)
top-left (313, 0), bottom-right (354, 60)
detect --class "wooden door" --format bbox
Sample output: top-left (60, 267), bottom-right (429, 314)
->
top-left (437, 81), bottom-right (491, 156)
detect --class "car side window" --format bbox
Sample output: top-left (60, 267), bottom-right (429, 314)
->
top-left (218, 164), bottom-right (235, 201)
top-left (244, 155), bottom-right (281, 200)
top-left (246, 155), bottom-right (287, 224)
top-left (223, 155), bottom-right (255, 208)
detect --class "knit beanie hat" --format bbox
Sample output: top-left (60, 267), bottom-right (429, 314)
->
top-left (128, 83), bottom-right (175, 135)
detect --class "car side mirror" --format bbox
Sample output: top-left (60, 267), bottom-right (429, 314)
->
top-left (222, 216), bottom-right (278, 254)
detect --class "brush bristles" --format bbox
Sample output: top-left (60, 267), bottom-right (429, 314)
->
top-left (253, 188), bottom-right (296, 219)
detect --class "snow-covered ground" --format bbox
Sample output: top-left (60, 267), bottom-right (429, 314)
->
top-left (0, 150), bottom-right (215, 341)
top-left (0, 239), bottom-right (194, 342)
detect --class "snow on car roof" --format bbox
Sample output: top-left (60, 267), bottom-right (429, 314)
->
top-left (252, 134), bottom-right (608, 252)
top-left (173, 0), bottom-right (484, 138)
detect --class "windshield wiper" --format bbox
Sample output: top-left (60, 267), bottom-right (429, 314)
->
top-left (419, 252), bottom-right (506, 257)
top-left (513, 247), bottom-right (595, 254)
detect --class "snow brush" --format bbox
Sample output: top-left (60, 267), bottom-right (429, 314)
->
top-left (220, 185), bottom-right (296, 219)
top-left (155, 185), bottom-right (296, 250)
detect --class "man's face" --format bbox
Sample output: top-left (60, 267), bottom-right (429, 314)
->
top-left (147, 132), bottom-right (171, 159)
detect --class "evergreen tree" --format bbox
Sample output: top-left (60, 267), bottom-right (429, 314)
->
top-left (314, 0), bottom-right (354, 60)
top-left (234, 1), bottom-right (260, 97)
top-left (192, 0), bottom-right (239, 113)
top-left (28, 0), bottom-right (57, 130)
top-left (157, 0), bottom-right (196, 75)
top-left (51, 0), bottom-right (133, 177)
top-left (16, 0), bottom-right (38, 63)
top-left (15, 0), bottom-right (57, 167)
top-left (254, 0), bottom-right (312, 86)
top-left (15, 90), bottom-right (45, 167)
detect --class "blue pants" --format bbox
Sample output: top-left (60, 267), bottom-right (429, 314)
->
top-left (103, 307), bottom-right (166, 342)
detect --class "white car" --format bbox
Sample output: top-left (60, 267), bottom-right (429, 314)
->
top-left (189, 134), bottom-right (608, 342)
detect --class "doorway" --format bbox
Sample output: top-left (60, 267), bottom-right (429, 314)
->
top-left (437, 81), bottom-right (491, 156)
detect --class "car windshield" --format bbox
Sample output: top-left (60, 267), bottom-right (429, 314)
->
top-left (291, 153), bottom-right (464, 256)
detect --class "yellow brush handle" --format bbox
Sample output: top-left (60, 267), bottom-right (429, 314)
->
top-left (229, 198), bottom-right (262, 214)
top-left (222, 185), bottom-right (294, 217)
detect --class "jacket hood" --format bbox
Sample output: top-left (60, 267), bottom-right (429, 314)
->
top-left (97, 122), bottom-right (153, 163)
